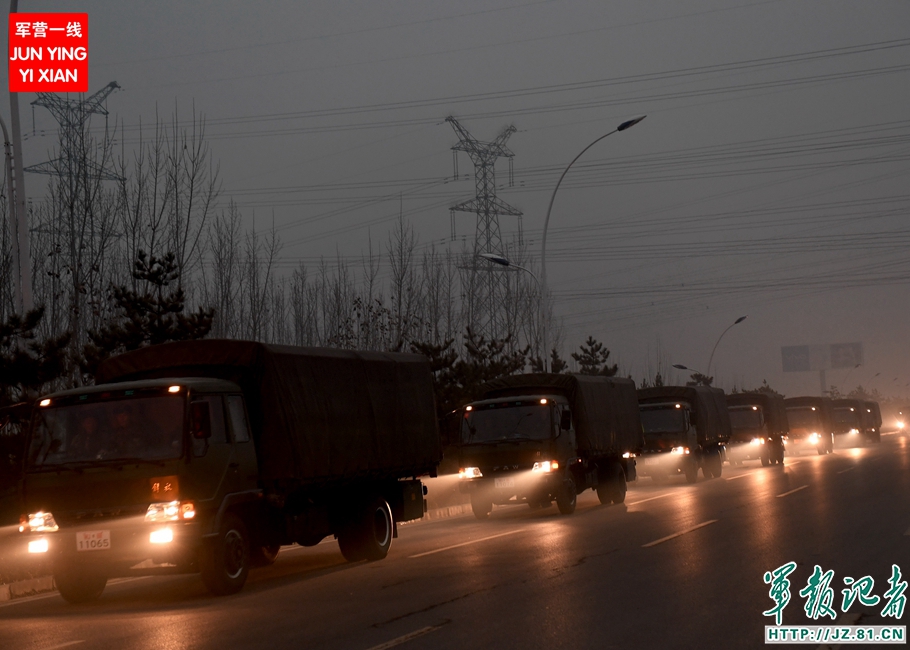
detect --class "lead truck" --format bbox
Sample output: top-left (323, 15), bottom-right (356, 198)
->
top-left (457, 374), bottom-right (643, 518)
top-left (17, 340), bottom-right (442, 602)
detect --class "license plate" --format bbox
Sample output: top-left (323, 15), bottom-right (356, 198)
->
top-left (494, 477), bottom-right (515, 488)
top-left (76, 530), bottom-right (111, 551)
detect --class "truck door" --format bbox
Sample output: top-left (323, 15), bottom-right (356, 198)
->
top-left (188, 395), bottom-right (236, 505)
top-left (224, 395), bottom-right (258, 492)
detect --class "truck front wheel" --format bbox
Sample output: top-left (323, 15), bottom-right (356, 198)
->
top-left (54, 567), bottom-right (107, 604)
top-left (556, 476), bottom-right (577, 515)
top-left (471, 493), bottom-right (493, 520)
top-left (684, 460), bottom-right (698, 484)
top-left (200, 513), bottom-right (251, 596)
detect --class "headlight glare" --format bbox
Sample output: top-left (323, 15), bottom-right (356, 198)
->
top-left (150, 528), bottom-right (174, 544)
top-left (28, 538), bottom-right (49, 553)
top-left (24, 511), bottom-right (59, 533)
top-left (145, 500), bottom-right (195, 523)
top-left (670, 446), bottom-right (689, 455)
top-left (532, 460), bottom-right (559, 472)
top-left (459, 467), bottom-right (483, 479)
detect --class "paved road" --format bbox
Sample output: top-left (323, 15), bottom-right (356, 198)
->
top-left (2, 433), bottom-right (908, 650)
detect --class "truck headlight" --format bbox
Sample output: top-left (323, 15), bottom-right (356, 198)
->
top-left (149, 528), bottom-right (174, 544)
top-left (21, 511), bottom-right (59, 533)
top-left (808, 433), bottom-right (820, 443)
top-left (532, 460), bottom-right (559, 472)
top-left (28, 538), bottom-right (49, 554)
top-left (146, 500), bottom-right (195, 523)
top-left (849, 428), bottom-right (859, 435)
top-left (459, 467), bottom-right (483, 479)
top-left (750, 438), bottom-right (760, 446)
top-left (670, 446), bottom-right (689, 455)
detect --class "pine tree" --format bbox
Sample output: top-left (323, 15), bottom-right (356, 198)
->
top-left (571, 336), bottom-right (618, 376)
top-left (81, 251), bottom-right (215, 377)
top-left (0, 307), bottom-right (71, 406)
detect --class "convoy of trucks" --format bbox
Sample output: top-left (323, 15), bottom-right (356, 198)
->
top-left (456, 374), bottom-right (643, 517)
top-left (636, 386), bottom-right (732, 483)
top-left (725, 392), bottom-right (788, 466)
top-left (15, 340), bottom-right (442, 602)
top-left (1, 337), bottom-right (892, 605)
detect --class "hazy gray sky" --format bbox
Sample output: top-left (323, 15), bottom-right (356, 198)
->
top-left (5, 0), bottom-right (910, 398)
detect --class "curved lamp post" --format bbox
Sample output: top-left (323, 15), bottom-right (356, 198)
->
top-left (706, 315), bottom-right (747, 379)
top-left (479, 253), bottom-right (542, 360)
top-left (539, 115), bottom-right (646, 370)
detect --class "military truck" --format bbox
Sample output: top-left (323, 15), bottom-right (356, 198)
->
top-left (637, 386), bottom-right (731, 483)
top-left (457, 374), bottom-right (642, 518)
top-left (831, 398), bottom-right (873, 446)
top-left (783, 396), bottom-right (834, 454)
top-left (17, 341), bottom-right (441, 602)
top-left (725, 392), bottom-right (788, 466)
top-left (863, 400), bottom-right (883, 444)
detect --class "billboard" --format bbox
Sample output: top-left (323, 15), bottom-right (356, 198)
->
top-left (781, 343), bottom-right (862, 372)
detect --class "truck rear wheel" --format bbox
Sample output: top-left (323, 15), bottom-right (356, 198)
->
top-left (597, 463), bottom-right (627, 505)
top-left (710, 451), bottom-right (723, 478)
top-left (54, 567), bottom-right (107, 604)
top-left (200, 513), bottom-right (251, 596)
top-left (338, 497), bottom-right (394, 562)
top-left (684, 460), bottom-right (698, 484)
top-left (556, 476), bottom-right (577, 515)
top-left (471, 493), bottom-right (493, 520)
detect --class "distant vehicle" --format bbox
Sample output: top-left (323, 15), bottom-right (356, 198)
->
top-left (783, 397), bottom-right (835, 454)
top-left (896, 406), bottom-right (910, 432)
top-left (457, 374), bottom-right (642, 518)
top-left (637, 386), bottom-right (731, 483)
top-left (17, 341), bottom-right (442, 603)
top-left (863, 401), bottom-right (883, 443)
top-left (831, 398), bottom-right (875, 446)
top-left (725, 392), bottom-right (788, 466)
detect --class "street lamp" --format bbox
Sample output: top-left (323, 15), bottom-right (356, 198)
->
top-left (672, 363), bottom-right (709, 385)
top-left (539, 115), bottom-right (646, 370)
top-left (706, 315), bottom-right (747, 379)
top-left (478, 253), bottom-right (542, 360)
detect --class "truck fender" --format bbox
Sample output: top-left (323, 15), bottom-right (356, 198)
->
top-left (203, 489), bottom-right (264, 538)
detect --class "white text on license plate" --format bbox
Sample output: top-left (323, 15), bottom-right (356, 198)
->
top-left (494, 477), bottom-right (515, 488)
top-left (76, 530), bottom-right (111, 551)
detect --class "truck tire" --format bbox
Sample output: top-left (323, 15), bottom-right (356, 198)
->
top-left (54, 568), bottom-right (107, 604)
top-left (556, 476), bottom-right (577, 515)
top-left (251, 544), bottom-right (281, 567)
top-left (597, 463), bottom-right (627, 505)
top-left (827, 434), bottom-right (835, 452)
top-left (471, 493), bottom-right (493, 520)
top-left (711, 451), bottom-right (723, 478)
top-left (684, 460), bottom-right (698, 484)
top-left (760, 453), bottom-right (771, 467)
top-left (338, 497), bottom-right (394, 562)
top-left (773, 441), bottom-right (785, 465)
top-left (200, 513), bottom-right (251, 596)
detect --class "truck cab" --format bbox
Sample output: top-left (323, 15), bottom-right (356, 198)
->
top-left (783, 397), bottom-right (834, 455)
top-left (458, 395), bottom-right (583, 517)
top-left (725, 393), bottom-right (788, 466)
top-left (637, 386), bottom-right (730, 483)
top-left (19, 378), bottom-right (260, 602)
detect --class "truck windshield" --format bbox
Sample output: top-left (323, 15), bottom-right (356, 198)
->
top-left (462, 402), bottom-right (553, 443)
top-left (28, 396), bottom-right (185, 467)
top-left (832, 408), bottom-right (859, 426)
top-left (640, 408), bottom-right (687, 435)
top-left (729, 407), bottom-right (763, 431)
top-left (785, 407), bottom-right (821, 433)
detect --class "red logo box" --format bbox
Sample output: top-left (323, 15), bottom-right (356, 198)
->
top-left (8, 13), bottom-right (88, 92)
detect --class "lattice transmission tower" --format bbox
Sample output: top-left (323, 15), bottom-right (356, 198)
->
top-left (26, 80), bottom-right (122, 180)
top-left (446, 116), bottom-right (523, 340)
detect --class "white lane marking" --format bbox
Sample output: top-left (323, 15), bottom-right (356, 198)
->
top-left (777, 485), bottom-right (808, 498)
top-left (837, 467), bottom-right (856, 474)
top-left (626, 492), bottom-right (673, 506)
top-left (642, 519), bottom-right (718, 548)
top-left (365, 622), bottom-right (448, 650)
top-left (724, 473), bottom-right (751, 480)
top-left (409, 529), bottom-right (526, 558)
top-left (39, 642), bottom-right (85, 650)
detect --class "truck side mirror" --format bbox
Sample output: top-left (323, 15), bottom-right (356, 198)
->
top-left (191, 402), bottom-right (212, 440)
top-left (560, 410), bottom-right (572, 431)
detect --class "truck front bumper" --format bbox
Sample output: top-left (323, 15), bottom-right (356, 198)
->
top-left (459, 472), bottom-right (564, 504)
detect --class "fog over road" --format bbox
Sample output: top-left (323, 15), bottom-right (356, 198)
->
top-left (2, 433), bottom-right (908, 650)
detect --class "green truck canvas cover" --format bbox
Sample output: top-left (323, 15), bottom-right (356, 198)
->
top-left (96, 340), bottom-right (442, 487)
top-left (478, 373), bottom-right (644, 455)
top-left (637, 386), bottom-right (732, 445)
top-left (726, 392), bottom-right (790, 437)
